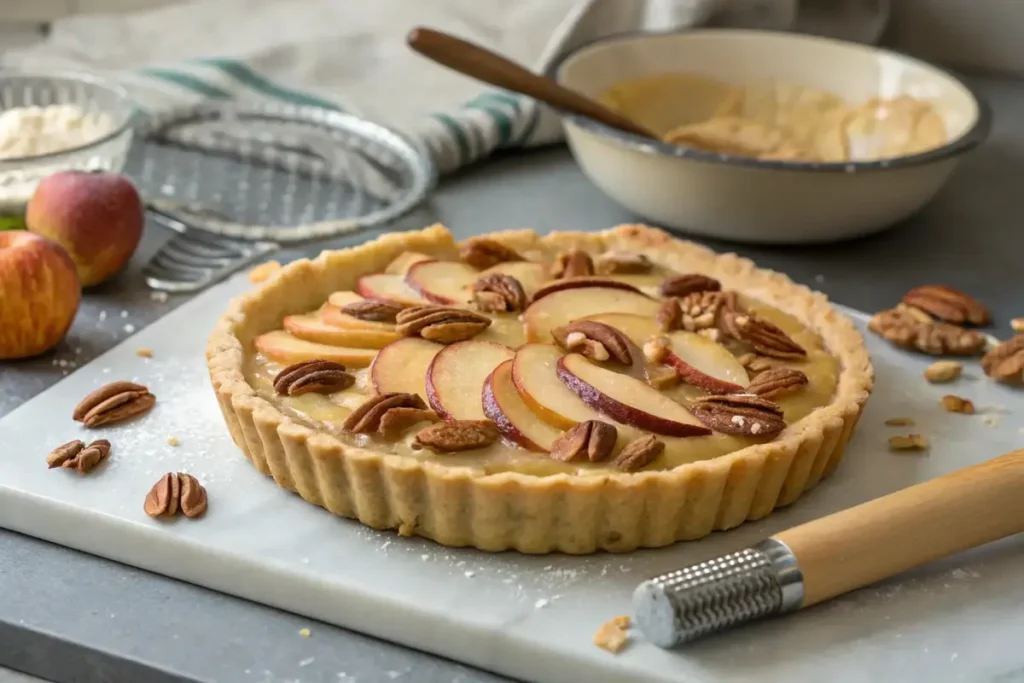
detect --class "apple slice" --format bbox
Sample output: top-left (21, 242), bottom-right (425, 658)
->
top-left (254, 330), bottom-right (377, 367)
top-left (480, 261), bottom-right (549, 297)
top-left (557, 353), bottom-right (710, 437)
top-left (530, 277), bottom-right (647, 303)
top-left (405, 260), bottom-right (479, 305)
top-left (283, 313), bottom-right (398, 349)
top-left (356, 274), bottom-right (427, 306)
top-left (426, 340), bottom-right (515, 420)
top-left (523, 286), bottom-right (661, 343)
top-left (511, 344), bottom-right (598, 429)
top-left (476, 314), bottom-right (527, 349)
top-left (664, 331), bottom-right (748, 394)
top-left (370, 337), bottom-right (443, 399)
top-left (385, 251), bottom-right (433, 275)
top-left (483, 360), bottom-right (562, 452)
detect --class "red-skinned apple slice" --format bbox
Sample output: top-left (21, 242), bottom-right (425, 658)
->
top-left (557, 353), bottom-right (710, 437)
top-left (385, 251), bottom-right (433, 275)
top-left (511, 344), bottom-right (598, 429)
top-left (482, 360), bottom-right (562, 452)
top-left (529, 277), bottom-right (647, 303)
top-left (664, 331), bottom-right (748, 394)
top-left (355, 274), bottom-right (427, 306)
top-left (480, 261), bottom-right (549, 297)
top-left (369, 337), bottom-right (443, 400)
top-left (254, 331), bottom-right (378, 367)
top-left (405, 260), bottom-right (479, 305)
top-left (523, 286), bottom-right (661, 343)
top-left (426, 340), bottom-right (515, 420)
top-left (284, 312), bottom-right (398, 349)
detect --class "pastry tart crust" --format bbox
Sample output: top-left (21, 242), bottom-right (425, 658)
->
top-left (207, 224), bottom-right (873, 554)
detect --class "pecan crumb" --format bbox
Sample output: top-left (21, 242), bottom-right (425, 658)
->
top-left (167, 436), bottom-right (180, 447)
top-left (889, 434), bottom-right (929, 452)
top-left (594, 616), bottom-right (631, 654)
top-left (136, 348), bottom-right (153, 358)
top-left (299, 628), bottom-right (311, 638)
top-left (941, 394), bottom-right (975, 414)
top-left (643, 335), bottom-right (670, 364)
top-left (924, 360), bottom-right (963, 383)
top-left (884, 417), bottom-right (915, 427)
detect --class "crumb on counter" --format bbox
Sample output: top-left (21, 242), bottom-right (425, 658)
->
top-left (594, 615), bottom-right (631, 654)
top-left (884, 417), bottom-right (914, 427)
top-left (299, 628), bottom-right (311, 638)
top-left (167, 436), bottom-right (180, 447)
top-left (136, 348), bottom-right (153, 358)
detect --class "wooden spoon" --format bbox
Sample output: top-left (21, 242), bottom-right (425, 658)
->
top-left (406, 26), bottom-right (659, 140)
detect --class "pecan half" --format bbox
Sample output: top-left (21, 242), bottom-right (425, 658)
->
top-left (981, 335), bottom-right (1024, 385)
top-left (614, 435), bottom-right (664, 472)
top-left (738, 353), bottom-right (775, 376)
top-left (472, 273), bottom-right (527, 313)
top-left (552, 249), bottom-right (594, 279)
top-left (343, 393), bottom-right (434, 435)
top-left (720, 312), bottom-right (806, 358)
top-left (746, 367), bottom-right (808, 399)
top-left (551, 321), bottom-right (633, 365)
top-left (676, 290), bottom-right (724, 331)
top-left (378, 406), bottom-right (440, 440)
top-left (73, 381), bottom-right (156, 428)
top-left (273, 360), bottom-right (355, 396)
top-left (459, 238), bottom-right (523, 270)
top-left (656, 298), bottom-right (682, 332)
top-left (660, 273), bottom-right (721, 298)
top-left (144, 472), bottom-right (207, 519)
top-left (46, 439), bottom-right (111, 474)
top-left (396, 306), bottom-right (491, 343)
top-left (941, 394), bottom-right (975, 414)
top-left (923, 360), bottom-right (962, 383)
top-left (549, 420), bottom-right (617, 462)
top-left (691, 394), bottom-right (786, 437)
top-left (339, 298), bottom-right (406, 323)
top-left (868, 307), bottom-right (986, 356)
top-left (595, 250), bottom-right (652, 275)
top-left (902, 285), bottom-right (990, 326)
top-left (414, 420), bottom-right (500, 452)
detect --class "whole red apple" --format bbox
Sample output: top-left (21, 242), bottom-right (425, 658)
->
top-left (26, 170), bottom-right (144, 287)
top-left (0, 231), bottom-right (81, 359)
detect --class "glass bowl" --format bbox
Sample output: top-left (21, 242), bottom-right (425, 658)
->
top-left (0, 69), bottom-right (137, 212)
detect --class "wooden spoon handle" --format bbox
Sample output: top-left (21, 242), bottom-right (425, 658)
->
top-left (406, 26), bottom-right (656, 139)
top-left (775, 448), bottom-right (1024, 607)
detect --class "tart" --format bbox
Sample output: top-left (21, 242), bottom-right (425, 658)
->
top-left (207, 224), bottom-right (872, 554)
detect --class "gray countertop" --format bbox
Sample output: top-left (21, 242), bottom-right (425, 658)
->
top-left (2, 72), bottom-right (1022, 683)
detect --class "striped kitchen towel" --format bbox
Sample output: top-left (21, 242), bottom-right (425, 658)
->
top-left (0, 0), bottom-right (882, 174)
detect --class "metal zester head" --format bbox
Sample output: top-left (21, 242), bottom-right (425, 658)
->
top-left (127, 102), bottom-right (436, 291)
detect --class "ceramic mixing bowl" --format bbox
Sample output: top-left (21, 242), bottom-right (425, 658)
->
top-left (547, 29), bottom-right (990, 244)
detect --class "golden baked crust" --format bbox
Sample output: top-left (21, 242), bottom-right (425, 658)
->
top-left (207, 224), bottom-right (873, 554)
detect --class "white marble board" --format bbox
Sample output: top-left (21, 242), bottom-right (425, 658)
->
top-left (1, 273), bottom-right (1023, 683)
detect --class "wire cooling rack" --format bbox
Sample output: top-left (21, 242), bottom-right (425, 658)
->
top-left (124, 102), bottom-right (436, 292)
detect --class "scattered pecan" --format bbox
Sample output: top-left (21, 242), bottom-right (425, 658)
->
top-left (941, 394), bottom-right (975, 414)
top-left (868, 307), bottom-right (986, 356)
top-left (273, 360), bottom-right (355, 396)
top-left (549, 420), bottom-right (617, 463)
top-left (396, 306), bottom-right (491, 343)
top-left (884, 417), bottom-right (915, 427)
top-left (659, 273), bottom-right (721, 299)
top-left (614, 435), bottom-right (664, 472)
top-left (343, 393), bottom-right (433, 435)
top-left (981, 335), bottom-right (1024, 385)
top-left (593, 616), bottom-right (631, 654)
top-left (676, 290), bottom-right (724, 331)
top-left (923, 360), bottom-right (962, 384)
top-left (46, 439), bottom-right (111, 474)
top-left (746, 367), bottom-right (808, 399)
top-left (902, 285), bottom-right (990, 326)
top-left (472, 273), bottom-right (527, 313)
top-left (720, 312), bottom-right (806, 359)
top-left (595, 250), bottom-right (652, 275)
top-left (414, 420), bottom-right (500, 452)
top-left (459, 238), bottom-right (523, 270)
top-left (889, 434), bottom-right (929, 452)
top-left (72, 381), bottom-right (156, 428)
top-left (552, 249), bottom-right (594, 279)
top-left (551, 321), bottom-right (633, 365)
top-left (339, 298), bottom-right (406, 323)
top-left (144, 472), bottom-right (207, 519)
top-left (656, 298), bottom-right (682, 332)
top-left (691, 394), bottom-right (786, 437)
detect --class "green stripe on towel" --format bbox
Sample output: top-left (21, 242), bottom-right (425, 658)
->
top-left (139, 68), bottom-right (232, 99)
top-left (430, 113), bottom-right (472, 167)
top-left (196, 59), bottom-right (344, 111)
top-left (463, 94), bottom-right (514, 148)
